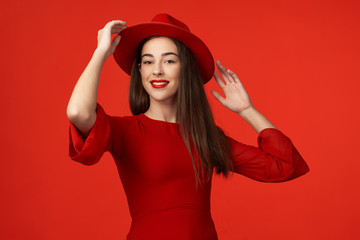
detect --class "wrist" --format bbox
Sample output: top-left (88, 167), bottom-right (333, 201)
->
top-left (94, 48), bottom-right (109, 59)
top-left (238, 106), bottom-right (256, 118)
top-left (92, 48), bottom-right (109, 64)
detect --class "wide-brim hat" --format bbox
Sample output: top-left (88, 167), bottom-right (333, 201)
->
top-left (113, 13), bottom-right (214, 84)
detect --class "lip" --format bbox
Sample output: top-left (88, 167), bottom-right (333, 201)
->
top-left (150, 80), bottom-right (169, 89)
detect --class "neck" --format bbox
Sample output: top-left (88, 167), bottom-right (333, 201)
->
top-left (145, 98), bottom-right (178, 123)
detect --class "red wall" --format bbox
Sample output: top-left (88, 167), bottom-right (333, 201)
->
top-left (1, 0), bottom-right (359, 239)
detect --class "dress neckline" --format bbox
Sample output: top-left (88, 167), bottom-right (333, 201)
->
top-left (139, 113), bottom-right (180, 125)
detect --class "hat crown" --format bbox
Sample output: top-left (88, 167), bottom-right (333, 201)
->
top-left (114, 13), bottom-right (214, 83)
top-left (151, 13), bottom-right (190, 32)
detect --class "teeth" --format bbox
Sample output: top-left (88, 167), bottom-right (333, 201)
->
top-left (152, 82), bottom-right (168, 85)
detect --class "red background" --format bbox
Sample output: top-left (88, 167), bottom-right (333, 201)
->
top-left (1, 0), bottom-right (359, 239)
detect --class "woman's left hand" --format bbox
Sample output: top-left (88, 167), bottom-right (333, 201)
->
top-left (211, 60), bottom-right (254, 114)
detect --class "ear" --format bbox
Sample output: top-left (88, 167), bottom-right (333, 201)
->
top-left (138, 63), bottom-right (141, 70)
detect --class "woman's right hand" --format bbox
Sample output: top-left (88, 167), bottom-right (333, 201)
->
top-left (96, 20), bottom-right (127, 59)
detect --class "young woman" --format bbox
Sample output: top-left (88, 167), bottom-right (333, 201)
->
top-left (67, 13), bottom-right (309, 240)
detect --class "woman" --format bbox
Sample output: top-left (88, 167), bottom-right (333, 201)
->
top-left (67, 13), bottom-right (309, 240)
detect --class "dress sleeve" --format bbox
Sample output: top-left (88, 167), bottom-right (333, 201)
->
top-left (227, 128), bottom-right (309, 182)
top-left (68, 102), bottom-right (113, 165)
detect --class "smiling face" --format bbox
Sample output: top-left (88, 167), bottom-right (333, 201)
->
top-left (139, 37), bottom-right (181, 105)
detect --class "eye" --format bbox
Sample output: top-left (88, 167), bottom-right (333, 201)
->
top-left (143, 60), bottom-right (153, 64)
top-left (165, 59), bottom-right (176, 63)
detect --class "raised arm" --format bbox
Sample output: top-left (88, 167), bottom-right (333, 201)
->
top-left (211, 60), bottom-right (276, 134)
top-left (66, 20), bottom-right (127, 138)
top-left (211, 61), bottom-right (309, 181)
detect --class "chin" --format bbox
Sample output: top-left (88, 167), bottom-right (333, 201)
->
top-left (150, 96), bottom-right (176, 103)
top-left (148, 92), bottom-right (178, 103)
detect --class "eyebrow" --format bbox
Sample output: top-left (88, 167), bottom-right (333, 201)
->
top-left (141, 52), bottom-right (179, 58)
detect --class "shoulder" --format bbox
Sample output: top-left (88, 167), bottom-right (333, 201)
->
top-left (109, 114), bottom-right (143, 128)
top-left (108, 113), bottom-right (162, 136)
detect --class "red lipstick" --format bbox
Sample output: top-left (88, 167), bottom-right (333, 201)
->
top-left (150, 80), bottom-right (169, 89)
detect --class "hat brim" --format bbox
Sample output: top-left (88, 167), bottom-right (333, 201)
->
top-left (113, 22), bottom-right (214, 84)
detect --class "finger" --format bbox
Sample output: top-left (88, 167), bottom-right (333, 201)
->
top-left (110, 23), bottom-right (127, 33)
top-left (110, 35), bottom-right (121, 51)
top-left (111, 24), bottom-right (127, 29)
top-left (213, 71), bottom-right (225, 88)
top-left (111, 27), bottom-right (126, 34)
top-left (108, 20), bottom-right (127, 26)
top-left (113, 34), bottom-right (121, 45)
top-left (216, 60), bottom-right (233, 84)
top-left (211, 90), bottom-right (226, 105)
top-left (112, 25), bottom-right (127, 29)
top-left (227, 69), bottom-right (242, 85)
top-left (216, 60), bottom-right (230, 83)
top-left (221, 64), bottom-right (235, 84)
top-left (106, 20), bottom-right (127, 30)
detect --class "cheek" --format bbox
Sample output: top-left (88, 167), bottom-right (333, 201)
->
top-left (139, 66), bottom-right (150, 77)
top-left (141, 78), bottom-right (149, 91)
top-left (139, 69), bottom-right (145, 79)
top-left (172, 66), bottom-right (181, 79)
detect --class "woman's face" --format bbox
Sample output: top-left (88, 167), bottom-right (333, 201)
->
top-left (139, 37), bottom-right (181, 105)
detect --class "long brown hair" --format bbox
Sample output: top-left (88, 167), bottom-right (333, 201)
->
top-left (129, 36), bottom-right (234, 189)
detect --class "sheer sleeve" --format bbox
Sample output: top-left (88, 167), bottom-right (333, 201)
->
top-left (68, 102), bottom-right (113, 165)
top-left (227, 128), bottom-right (309, 182)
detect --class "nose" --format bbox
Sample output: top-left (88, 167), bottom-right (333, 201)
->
top-left (152, 62), bottom-right (164, 76)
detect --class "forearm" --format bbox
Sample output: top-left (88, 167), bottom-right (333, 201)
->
top-left (67, 49), bottom-right (108, 119)
top-left (238, 107), bottom-right (277, 134)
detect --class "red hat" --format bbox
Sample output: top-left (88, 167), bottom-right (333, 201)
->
top-left (113, 13), bottom-right (214, 84)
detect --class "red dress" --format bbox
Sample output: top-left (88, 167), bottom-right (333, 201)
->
top-left (68, 103), bottom-right (309, 240)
